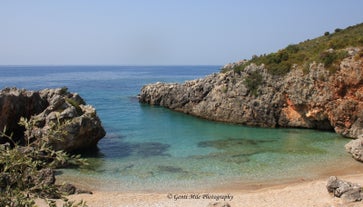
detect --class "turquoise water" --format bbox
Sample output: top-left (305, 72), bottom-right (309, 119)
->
top-left (0, 66), bottom-right (355, 191)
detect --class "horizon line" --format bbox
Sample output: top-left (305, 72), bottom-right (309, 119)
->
top-left (0, 64), bottom-right (223, 67)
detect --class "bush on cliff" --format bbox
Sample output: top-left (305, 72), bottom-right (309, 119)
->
top-left (0, 117), bottom-right (87, 207)
top-left (226, 22), bottom-right (363, 76)
top-left (244, 71), bottom-right (263, 96)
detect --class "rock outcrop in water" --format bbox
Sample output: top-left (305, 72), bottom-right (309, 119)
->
top-left (0, 87), bottom-right (105, 152)
top-left (139, 48), bottom-right (363, 138)
top-left (345, 135), bottom-right (363, 162)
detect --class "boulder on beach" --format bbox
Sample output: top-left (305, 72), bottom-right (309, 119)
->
top-left (327, 176), bottom-right (363, 202)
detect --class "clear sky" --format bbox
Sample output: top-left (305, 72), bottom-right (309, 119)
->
top-left (1, 0), bottom-right (363, 65)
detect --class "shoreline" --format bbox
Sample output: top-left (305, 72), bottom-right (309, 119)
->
top-left (37, 172), bottom-right (363, 207)
top-left (55, 154), bottom-right (363, 193)
top-left (41, 162), bottom-right (363, 207)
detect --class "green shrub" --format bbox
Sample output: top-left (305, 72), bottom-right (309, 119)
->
top-left (328, 38), bottom-right (347, 49)
top-left (268, 61), bottom-right (292, 76)
top-left (65, 98), bottom-right (83, 115)
top-left (358, 38), bottom-right (363, 45)
top-left (244, 71), bottom-right (263, 96)
top-left (285, 44), bottom-right (300, 54)
top-left (223, 23), bottom-right (363, 76)
top-left (319, 50), bottom-right (348, 74)
top-left (60, 87), bottom-right (69, 95)
top-left (320, 51), bottom-right (337, 67)
top-left (320, 50), bottom-right (348, 67)
top-left (0, 118), bottom-right (88, 207)
top-left (302, 63), bottom-right (310, 75)
top-left (267, 50), bottom-right (289, 64)
top-left (233, 63), bottom-right (248, 73)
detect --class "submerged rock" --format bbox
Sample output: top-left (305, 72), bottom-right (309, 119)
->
top-left (157, 165), bottom-right (188, 174)
top-left (132, 142), bottom-right (170, 157)
top-left (139, 49), bottom-right (363, 139)
top-left (197, 138), bottom-right (274, 150)
top-left (0, 87), bottom-right (105, 152)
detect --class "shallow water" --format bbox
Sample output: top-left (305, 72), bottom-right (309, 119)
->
top-left (0, 65), bottom-right (357, 192)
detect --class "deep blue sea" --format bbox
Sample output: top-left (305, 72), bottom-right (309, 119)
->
top-left (0, 66), bottom-right (358, 192)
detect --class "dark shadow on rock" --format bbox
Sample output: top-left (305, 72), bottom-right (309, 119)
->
top-left (72, 145), bottom-right (103, 158)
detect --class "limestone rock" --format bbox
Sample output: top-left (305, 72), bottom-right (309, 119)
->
top-left (59, 183), bottom-right (76, 195)
top-left (76, 189), bottom-right (93, 194)
top-left (0, 87), bottom-right (105, 152)
top-left (327, 176), bottom-right (363, 202)
top-left (58, 182), bottom-right (92, 195)
top-left (139, 49), bottom-right (363, 139)
top-left (33, 168), bottom-right (56, 186)
top-left (345, 136), bottom-right (363, 162)
top-left (0, 88), bottom-right (47, 142)
top-left (206, 202), bottom-right (231, 207)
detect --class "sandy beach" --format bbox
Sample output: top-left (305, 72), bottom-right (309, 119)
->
top-left (35, 172), bottom-right (363, 207)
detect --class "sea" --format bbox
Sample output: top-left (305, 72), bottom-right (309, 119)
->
top-left (0, 65), bottom-right (359, 192)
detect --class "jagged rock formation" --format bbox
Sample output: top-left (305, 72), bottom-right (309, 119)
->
top-left (139, 48), bottom-right (363, 138)
top-left (0, 87), bottom-right (105, 152)
top-left (327, 176), bottom-right (363, 202)
top-left (345, 135), bottom-right (363, 162)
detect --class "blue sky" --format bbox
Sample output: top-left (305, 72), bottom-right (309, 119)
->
top-left (1, 0), bottom-right (363, 65)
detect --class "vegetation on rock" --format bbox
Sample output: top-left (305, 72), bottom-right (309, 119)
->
top-left (139, 22), bottom-right (363, 138)
top-left (0, 87), bottom-right (106, 153)
top-left (0, 117), bottom-right (88, 207)
top-left (243, 70), bottom-right (263, 96)
top-left (224, 23), bottom-right (363, 76)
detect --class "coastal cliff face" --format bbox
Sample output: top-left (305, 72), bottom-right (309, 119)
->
top-left (0, 87), bottom-right (105, 152)
top-left (139, 48), bottom-right (363, 138)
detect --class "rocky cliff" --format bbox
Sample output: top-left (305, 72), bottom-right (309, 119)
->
top-left (0, 87), bottom-right (105, 152)
top-left (139, 48), bottom-right (363, 138)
